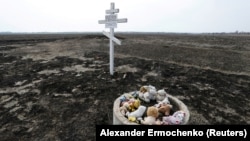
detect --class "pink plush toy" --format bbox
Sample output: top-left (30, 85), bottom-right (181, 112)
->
top-left (162, 110), bottom-right (185, 125)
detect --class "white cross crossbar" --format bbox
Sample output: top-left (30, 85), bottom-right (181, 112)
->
top-left (98, 18), bottom-right (127, 24)
top-left (102, 31), bottom-right (121, 45)
top-left (106, 9), bottom-right (119, 14)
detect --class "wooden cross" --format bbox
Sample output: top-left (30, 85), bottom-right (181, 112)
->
top-left (98, 2), bottom-right (127, 75)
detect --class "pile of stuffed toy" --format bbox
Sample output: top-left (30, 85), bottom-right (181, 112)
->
top-left (119, 85), bottom-right (186, 125)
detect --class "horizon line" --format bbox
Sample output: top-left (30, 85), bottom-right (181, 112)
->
top-left (1, 31), bottom-right (250, 34)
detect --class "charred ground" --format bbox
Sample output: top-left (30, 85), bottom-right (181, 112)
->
top-left (0, 33), bottom-right (249, 140)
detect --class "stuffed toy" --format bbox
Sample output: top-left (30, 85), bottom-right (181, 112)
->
top-left (127, 99), bottom-right (141, 112)
top-left (123, 91), bottom-right (138, 100)
top-left (158, 104), bottom-right (173, 116)
top-left (119, 95), bottom-right (128, 104)
top-left (155, 96), bottom-right (170, 108)
top-left (120, 97), bottom-right (141, 115)
top-left (128, 116), bottom-right (137, 122)
top-left (131, 91), bottom-right (139, 99)
top-left (120, 98), bottom-right (141, 113)
top-left (126, 105), bottom-right (146, 119)
top-left (140, 106), bottom-right (161, 125)
top-left (120, 91), bottom-right (139, 105)
top-left (119, 102), bottom-right (129, 116)
top-left (156, 89), bottom-right (167, 102)
top-left (162, 110), bottom-right (186, 125)
top-left (139, 86), bottom-right (148, 93)
top-left (139, 85), bottom-right (157, 103)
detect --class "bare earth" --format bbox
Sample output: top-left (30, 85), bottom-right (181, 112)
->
top-left (0, 33), bottom-right (250, 140)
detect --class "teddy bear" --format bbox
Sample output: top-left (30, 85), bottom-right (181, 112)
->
top-left (138, 85), bottom-right (157, 103)
top-left (154, 96), bottom-right (170, 108)
top-left (156, 89), bottom-right (167, 102)
top-left (158, 103), bottom-right (173, 116)
top-left (140, 106), bottom-right (161, 125)
top-left (162, 110), bottom-right (186, 125)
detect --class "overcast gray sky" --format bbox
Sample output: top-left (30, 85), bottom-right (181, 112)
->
top-left (1, 0), bottom-right (249, 33)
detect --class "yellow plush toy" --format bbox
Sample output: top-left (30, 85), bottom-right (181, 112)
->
top-left (133, 99), bottom-right (141, 109)
top-left (127, 99), bottom-right (141, 112)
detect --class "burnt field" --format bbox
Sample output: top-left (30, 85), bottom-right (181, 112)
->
top-left (0, 33), bottom-right (250, 140)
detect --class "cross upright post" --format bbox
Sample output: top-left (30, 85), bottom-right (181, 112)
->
top-left (98, 2), bottom-right (127, 75)
top-left (109, 3), bottom-right (115, 76)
